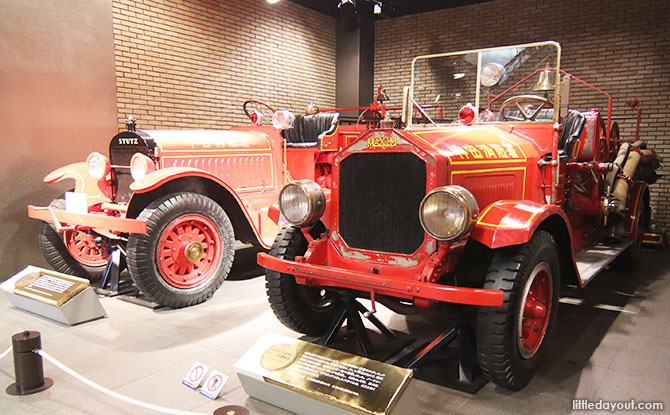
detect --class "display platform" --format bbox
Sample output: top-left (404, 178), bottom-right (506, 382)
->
top-left (1, 266), bottom-right (106, 325)
top-left (235, 332), bottom-right (418, 415)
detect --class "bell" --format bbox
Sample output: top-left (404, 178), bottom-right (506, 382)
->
top-left (533, 65), bottom-right (554, 91)
top-left (305, 102), bottom-right (319, 114)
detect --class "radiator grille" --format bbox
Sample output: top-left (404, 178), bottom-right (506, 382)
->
top-left (109, 132), bottom-right (154, 203)
top-left (338, 152), bottom-right (426, 254)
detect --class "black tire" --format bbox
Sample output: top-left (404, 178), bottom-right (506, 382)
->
top-left (126, 193), bottom-right (235, 308)
top-left (265, 226), bottom-right (339, 336)
top-left (38, 198), bottom-right (109, 281)
top-left (476, 230), bottom-right (560, 390)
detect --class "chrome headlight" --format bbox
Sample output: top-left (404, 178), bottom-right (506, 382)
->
top-left (86, 152), bottom-right (111, 180)
top-left (130, 153), bottom-right (156, 181)
top-left (279, 180), bottom-right (325, 226)
top-left (419, 185), bottom-right (479, 241)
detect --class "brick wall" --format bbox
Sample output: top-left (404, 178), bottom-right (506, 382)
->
top-left (375, 0), bottom-right (670, 230)
top-left (111, 0), bottom-right (336, 130)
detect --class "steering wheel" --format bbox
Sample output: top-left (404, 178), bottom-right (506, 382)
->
top-left (499, 95), bottom-right (553, 121)
top-left (357, 108), bottom-right (382, 126)
top-left (242, 100), bottom-right (275, 124)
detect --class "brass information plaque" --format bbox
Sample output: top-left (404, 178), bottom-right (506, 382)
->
top-left (13, 270), bottom-right (90, 307)
top-left (260, 340), bottom-right (413, 415)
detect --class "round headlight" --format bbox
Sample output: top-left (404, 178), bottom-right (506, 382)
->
top-left (279, 180), bottom-right (326, 226)
top-left (130, 153), bottom-right (156, 181)
top-left (419, 185), bottom-right (479, 241)
top-left (86, 152), bottom-right (111, 180)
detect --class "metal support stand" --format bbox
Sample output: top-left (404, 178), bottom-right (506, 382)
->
top-left (395, 325), bottom-right (487, 393)
top-left (312, 297), bottom-right (487, 393)
top-left (96, 246), bottom-right (129, 296)
top-left (6, 331), bottom-right (53, 396)
top-left (318, 296), bottom-right (398, 357)
top-left (94, 246), bottom-right (161, 309)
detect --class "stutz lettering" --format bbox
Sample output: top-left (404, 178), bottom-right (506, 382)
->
top-left (119, 138), bottom-right (139, 145)
top-left (367, 135), bottom-right (397, 148)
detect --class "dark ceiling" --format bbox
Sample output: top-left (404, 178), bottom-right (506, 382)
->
top-left (287, 0), bottom-right (492, 18)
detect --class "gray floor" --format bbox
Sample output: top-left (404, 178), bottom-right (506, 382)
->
top-left (1, 246), bottom-right (669, 415)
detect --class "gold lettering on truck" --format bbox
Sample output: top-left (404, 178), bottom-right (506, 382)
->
top-left (366, 135), bottom-right (397, 148)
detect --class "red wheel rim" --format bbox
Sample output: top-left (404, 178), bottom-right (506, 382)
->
top-left (518, 262), bottom-right (552, 359)
top-left (156, 214), bottom-right (222, 289)
top-left (64, 230), bottom-right (109, 267)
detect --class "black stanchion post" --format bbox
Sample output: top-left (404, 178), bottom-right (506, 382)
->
top-left (6, 331), bottom-right (53, 396)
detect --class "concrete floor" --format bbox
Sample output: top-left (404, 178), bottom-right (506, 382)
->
top-left (1, 246), bottom-right (669, 415)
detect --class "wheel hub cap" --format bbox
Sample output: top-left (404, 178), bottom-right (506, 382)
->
top-left (184, 242), bottom-right (204, 263)
top-left (518, 262), bottom-right (552, 359)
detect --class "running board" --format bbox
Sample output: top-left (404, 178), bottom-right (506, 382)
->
top-left (575, 240), bottom-right (632, 286)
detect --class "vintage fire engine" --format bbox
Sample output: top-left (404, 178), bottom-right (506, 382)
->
top-left (258, 42), bottom-right (661, 390)
top-left (28, 100), bottom-right (369, 308)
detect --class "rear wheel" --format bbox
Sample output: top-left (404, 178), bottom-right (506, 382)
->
top-left (265, 226), bottom-right (339, 336)
top-left (126, 193), bottom-right (234, 308)
top-left (618, 196), bottom-right (649, 268)
top-left (38, 198), bottom-right (109, 280)
top-left (476, 230), bottom-right (559, 390)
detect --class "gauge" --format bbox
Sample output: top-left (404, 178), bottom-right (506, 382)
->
top-left (480, 62), bottom-right (506, 87)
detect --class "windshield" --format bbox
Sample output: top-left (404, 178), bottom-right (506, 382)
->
top-left (409, 42), bottom-right (560, 126)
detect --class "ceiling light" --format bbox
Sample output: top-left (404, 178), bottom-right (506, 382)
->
top-left (266, 0), bottom-right (281, 4)
top-left (373, 2), bottom-right (382, 14)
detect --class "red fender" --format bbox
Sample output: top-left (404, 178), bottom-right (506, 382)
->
top-left (43, 161), bottom-right (110, 205)
top-left (130, 166), bottom-right (278, 248)
top-left (470, 200), bottom-right (573, 249)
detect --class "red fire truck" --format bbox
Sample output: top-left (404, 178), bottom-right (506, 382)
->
top-left (28, 100), bottom-right (369, 308)
top-left (259, 41), bottom-right (661, 389)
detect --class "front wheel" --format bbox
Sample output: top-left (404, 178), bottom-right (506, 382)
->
top-left (265, 226), bottom-right (339, 336)
top-left (38, 198), bottom-right (110, 280)
top-left (476, 230), bottom-right (559, 390)
top-left (126, 193), bottom-right (235, 308)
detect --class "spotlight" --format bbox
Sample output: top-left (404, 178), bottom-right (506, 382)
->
top-left (373, 1), bottom-right (382, 14)
top-left (266, 0), bottom-right (281, 3)
top-left (338, 0), bottom-right (358, 31)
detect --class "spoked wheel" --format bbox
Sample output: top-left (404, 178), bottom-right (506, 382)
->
top-left (265, 225), bottom-right (339, 336)
top-left (156, 214), bottom-right (222, 289)
top-left (38, 197), bottom-right (110, 280)
top-left (517, 263), bottom-right (552, 359)
top-left (64, 229), bottom-right (110, 268)
top-left (127, 193), bottom-right (234, 308)
top-left (476, 230), bottom-right (559, 390)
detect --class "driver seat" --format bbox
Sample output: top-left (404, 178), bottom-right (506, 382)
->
top-left (558, 110), bottom-right (586, 158)
top-left (282, 112), bottom-right (339, 148)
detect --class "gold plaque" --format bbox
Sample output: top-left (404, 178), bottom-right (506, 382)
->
top-left (261, 343), bottom-right (299, 371)
top-left (13, 271), bottom-right (90, 307)
top-left (261, 340), bottom-right (412, 415)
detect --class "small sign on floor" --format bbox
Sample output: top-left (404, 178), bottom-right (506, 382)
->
top-left (200, 370), bottom-right (228, 400)
top-left (183, 361), bottom-right (210, 389)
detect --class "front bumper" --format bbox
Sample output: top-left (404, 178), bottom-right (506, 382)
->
top-left (28, 205), bottom-right (147, 234)
top-left (258, 252), bottom-right (504, 307)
